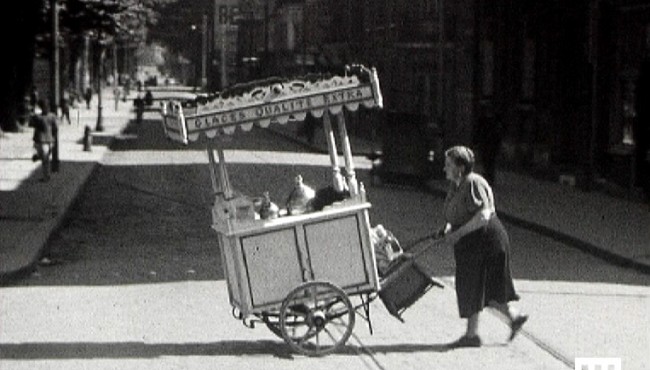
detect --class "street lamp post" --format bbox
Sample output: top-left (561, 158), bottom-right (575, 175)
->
top-left (96, 43), bottom-right (106, 132)
top-left (50, 0), bottom-right (60, 112)
top-left (113, 42), bottom-right (118, 87)
top-left (201, 13), bottom-right (208, 89)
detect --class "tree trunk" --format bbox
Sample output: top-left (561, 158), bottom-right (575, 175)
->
top-left (0, 1), bottom-right (39, 132)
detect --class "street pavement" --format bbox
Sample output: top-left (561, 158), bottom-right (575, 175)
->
top-left (1, 89), bottom-right (648, 369)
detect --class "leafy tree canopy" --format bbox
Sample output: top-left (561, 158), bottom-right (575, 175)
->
top-left (34, 0), bottom-right (177, 52)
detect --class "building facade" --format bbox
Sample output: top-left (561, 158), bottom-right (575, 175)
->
top-left (476, 0), bottom-right (650, 191)
top-left (228, 0), bottom-right (650, 193)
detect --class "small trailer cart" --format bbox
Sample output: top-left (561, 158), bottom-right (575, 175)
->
top-left (160, 66), bottom-right (440, 356)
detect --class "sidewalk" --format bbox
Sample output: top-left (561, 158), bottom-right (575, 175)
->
top-left (0, 90), bottom-right (136, 281)
top-left (270, 121), bottom-right (650, 274)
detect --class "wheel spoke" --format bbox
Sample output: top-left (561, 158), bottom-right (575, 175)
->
top-left (323, 326), bottom-right (339, 344)
top-left (296, 326), bottom-right (319, 344)
top-left (327, 319), bottom-right (349, 329)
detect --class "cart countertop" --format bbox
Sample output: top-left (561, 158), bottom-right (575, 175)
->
top-left (212, 201), bottom-right (372, 237)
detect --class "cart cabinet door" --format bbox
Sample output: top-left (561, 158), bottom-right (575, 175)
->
top-left (304, 215), bottom-right (370, 289)
top-left (241, 228), bottom-right (304, 307)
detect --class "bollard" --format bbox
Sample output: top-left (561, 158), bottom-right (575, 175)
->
top-left (135, 97), bottom-right (144, 124)
top-left (83, 125), bottom-right (92, 152)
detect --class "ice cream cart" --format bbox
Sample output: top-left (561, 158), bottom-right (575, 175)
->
top-left (160, 65), bottom-right (441, 356)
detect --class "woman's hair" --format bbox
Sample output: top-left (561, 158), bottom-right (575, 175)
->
top-left (445, 146), bottom-right (475, 175)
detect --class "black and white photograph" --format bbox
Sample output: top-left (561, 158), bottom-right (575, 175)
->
top-left (1, 1), bottom-right (649, 369)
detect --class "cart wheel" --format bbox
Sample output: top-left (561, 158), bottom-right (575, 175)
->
top-left (279, 281), bottom-right (355, 356)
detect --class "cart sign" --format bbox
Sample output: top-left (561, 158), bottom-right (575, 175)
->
top-left (161, 66), bottom-right (383, 144)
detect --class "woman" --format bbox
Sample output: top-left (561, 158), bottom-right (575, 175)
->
top-left (439, 145), bottom-right (528, 348)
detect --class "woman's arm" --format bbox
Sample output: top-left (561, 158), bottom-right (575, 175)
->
top-left (444, 207), bottom-right (493, 245)
top-left (434, 223), bottom-right (452, 239)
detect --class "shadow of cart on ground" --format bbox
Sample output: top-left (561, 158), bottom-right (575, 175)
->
top-left (0, 339), bottom-right (485, 361)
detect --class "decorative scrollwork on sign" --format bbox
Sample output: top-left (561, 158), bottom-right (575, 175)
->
top-left (160, 65), bottom-right (383, 144)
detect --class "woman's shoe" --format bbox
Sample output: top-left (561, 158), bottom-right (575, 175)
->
top-left (448, 335), bottom-right (481, 348)
top-left (509, 314), bottom-right (529, 341)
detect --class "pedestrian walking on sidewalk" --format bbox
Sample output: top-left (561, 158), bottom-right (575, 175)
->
top-left (144, 89), bottom-right (153, 106)
top-left (60, 93), bottom-right (71, 125)
top-left (113, 87), bottom-right (121, 111)
top-left (30, 100), bottom-right (59, 182)
top-left (84, 87), bottom-right (93, 110)
top-left (134, 94), bottom-right (144, 124)
top-left (123, 78), bottom-right (131, 101)
top-left (436, 145), bottom-right (528, 348)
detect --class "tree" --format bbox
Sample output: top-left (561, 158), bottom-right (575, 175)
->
top-left (0, 1), bottom-right (42, 132)
top-left (59, 0), bottom-right (154, 130)
top-left (0, 0), bottom-right (173, 132)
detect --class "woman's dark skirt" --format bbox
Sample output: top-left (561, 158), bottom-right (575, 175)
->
top-left (453, 216), bottom-right (519, 318)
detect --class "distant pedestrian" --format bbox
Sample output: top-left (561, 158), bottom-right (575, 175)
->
top-left (30, 100), bottom-right (59, 181)
top-left (134, 94), bottom-right (144, 124)
top-left (634, 57), bottom-right (650, 202)
top-left (144, 89), bottom-right (153, 106)
top-left (436, 146), bottom-right (528, 348)
top-left (113, 87), bottom-right (121, 111)
top-left (123, 79), bottom-right (131, 101)
top-left (84, 87), bottom-right (93, 110)
top-left (60, 93), bottom-right (71, 125)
